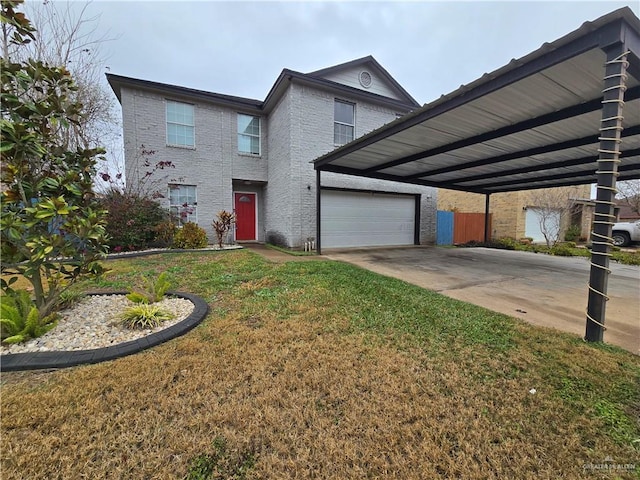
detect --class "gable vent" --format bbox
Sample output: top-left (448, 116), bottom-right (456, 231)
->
top-left (359, 71), bottom-right (372, 88)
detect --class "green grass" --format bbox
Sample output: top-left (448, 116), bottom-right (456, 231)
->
top-left (185, 436), bottom-right (256, 480)
top-left (265, 243), bottom-right (317, 256)
top-left (459, 238), bottom-right (640, 265)
top-left (2, 250), bottom-right (639, 479)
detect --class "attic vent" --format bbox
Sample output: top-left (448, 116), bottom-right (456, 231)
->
top-left (359, 71), bottom-right (372, 88)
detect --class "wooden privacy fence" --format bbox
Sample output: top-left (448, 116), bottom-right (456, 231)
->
top-left (437, 211), bottom-right (492, 245)
top-left (454, 212), bottom-right (491, 244)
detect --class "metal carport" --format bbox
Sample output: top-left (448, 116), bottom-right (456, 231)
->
top-left (313, 7), bottom-right (640, 344)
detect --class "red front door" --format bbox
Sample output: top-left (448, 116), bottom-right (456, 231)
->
top-left (234, 192), bottom-right (256, 241)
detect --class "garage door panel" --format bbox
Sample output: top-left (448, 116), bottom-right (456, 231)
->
top-left (321, 190), bottom-right (416, 248)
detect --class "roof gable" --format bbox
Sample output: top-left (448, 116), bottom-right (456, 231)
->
top-left (307, 56), bottom-right (419, 106)
top-left (107, 56), bottom-right (420, 113)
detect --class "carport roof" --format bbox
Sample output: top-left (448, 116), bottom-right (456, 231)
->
top-left (313, 7), bottom-right (640, 195)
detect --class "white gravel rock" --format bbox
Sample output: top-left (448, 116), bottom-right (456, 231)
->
top-left (1, 295), bottom-right (195, 354)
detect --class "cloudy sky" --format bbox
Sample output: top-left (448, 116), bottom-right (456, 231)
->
top-left (35, 0), bottom-right (639, 106)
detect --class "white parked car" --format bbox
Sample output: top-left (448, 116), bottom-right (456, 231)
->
top-left (611, 220), bottom-right (640, 247)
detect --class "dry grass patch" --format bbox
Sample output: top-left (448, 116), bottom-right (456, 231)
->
top-left (2, 251), bottom-right (639, 479)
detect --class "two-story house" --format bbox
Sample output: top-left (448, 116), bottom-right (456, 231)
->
top-left (107, 56), bottom-right (438, 249)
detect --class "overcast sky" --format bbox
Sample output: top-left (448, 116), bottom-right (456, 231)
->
top-left (45, 0), bottom-right (639, 106)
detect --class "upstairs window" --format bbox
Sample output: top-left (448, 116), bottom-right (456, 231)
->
top-left (169, 184), bottom-right (197, 225)
top-left (166, 101), bottom-right (195, 147)
top-left (334, 100), bottom-right (354, 145)
top-left (238, 114), bottom-right (261, 155)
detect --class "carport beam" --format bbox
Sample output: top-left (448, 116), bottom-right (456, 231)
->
top-left (484, 194), bottom-right (491, 243)
top-left (585, 43), bottom-right (629, 342)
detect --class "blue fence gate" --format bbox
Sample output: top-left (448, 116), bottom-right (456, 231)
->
top-left (436, 210), bottom-right (454, 245)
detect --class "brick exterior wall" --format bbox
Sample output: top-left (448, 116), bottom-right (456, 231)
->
top-left (273, 83), bottom-right (437, 247)
top-left (437, 185), bottom-right (592, 241)
top-left (121, 87), bottom-right (268, 241)
top-left (121, 79), bottom-right (437, 247)
top-left (265, 88), bottom-right (293, 245)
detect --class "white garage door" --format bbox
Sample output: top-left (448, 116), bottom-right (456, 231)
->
top-left (321, 190), bottom-right (416, 248)
top-left (525, 208), bottom-right (560, 244)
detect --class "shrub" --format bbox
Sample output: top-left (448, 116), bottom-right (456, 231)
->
top-left (212, 210), bottom-right (235, 249)
top-left (120, 304), bottom-right (173, 329)
top-left (1, 290), bottom-right (58, 344)
top-left (495, 237), bottom-right (519, 250)
top-left (564, 224), bottom-right (581, 242)
top-left (458, 239), bottom-right (518, 250)
top-left (457, 240), bottom-right (484, 248)
top-left (174, 222), bottom-right (208, 249)
top-left (153, 220), bottom-right (178, 248)
top-left (127, 272), bottom-right (173, 304)
top-left (99, 190), bottom-right (167, 251)
top-left (612, 251), bottom-right (640, 265)
top-left (550, 243), bottom-right (574, 256)
top-left (456, 235), bottom-right (640, 265)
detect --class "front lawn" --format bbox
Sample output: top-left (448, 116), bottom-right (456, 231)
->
top-left (1, 251), bottom-right (638, 479)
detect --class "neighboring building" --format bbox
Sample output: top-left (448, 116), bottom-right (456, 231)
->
top-left (437, 186), bottom-right (593, 243)
top-left (615, 197), bottom-right (640, 221)
top-left (107, 56), bottom-right (438, 249)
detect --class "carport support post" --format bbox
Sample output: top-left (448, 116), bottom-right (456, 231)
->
top-left (484, 194), bottom-right (491, 243)
top-left (585, 44), bottom-right (629, 342)
top-left (316, 169), bottom-right (322, 255)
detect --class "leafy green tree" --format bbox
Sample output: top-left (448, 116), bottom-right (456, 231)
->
top-left (1, 0), bottom-right (108, 318)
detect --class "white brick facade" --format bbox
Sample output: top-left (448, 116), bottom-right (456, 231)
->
top-left (112, 57), bottom-right (438, 247)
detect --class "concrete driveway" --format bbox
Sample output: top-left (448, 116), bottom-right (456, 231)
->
top-left (325, 246), bottom-right (639, 354)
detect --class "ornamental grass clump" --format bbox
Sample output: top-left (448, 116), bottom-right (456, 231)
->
top-left (126, 272), bottom-right (172, 304)
top-left (120, 304), bottom-right (173, 330)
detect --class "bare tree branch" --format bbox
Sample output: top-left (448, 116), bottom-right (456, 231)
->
top-left (616, 180), bottom-right (640, 217)
top-left (526, 186), bottom-right (583, 247)
top-left (2, 0), bottom-right (118, 151)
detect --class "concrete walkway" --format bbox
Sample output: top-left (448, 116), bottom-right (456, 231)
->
top-left (244, 244), bottom-right (325, 263)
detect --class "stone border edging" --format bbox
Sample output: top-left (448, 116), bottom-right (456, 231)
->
top-left (0, 291), bottom-right (209, 372)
